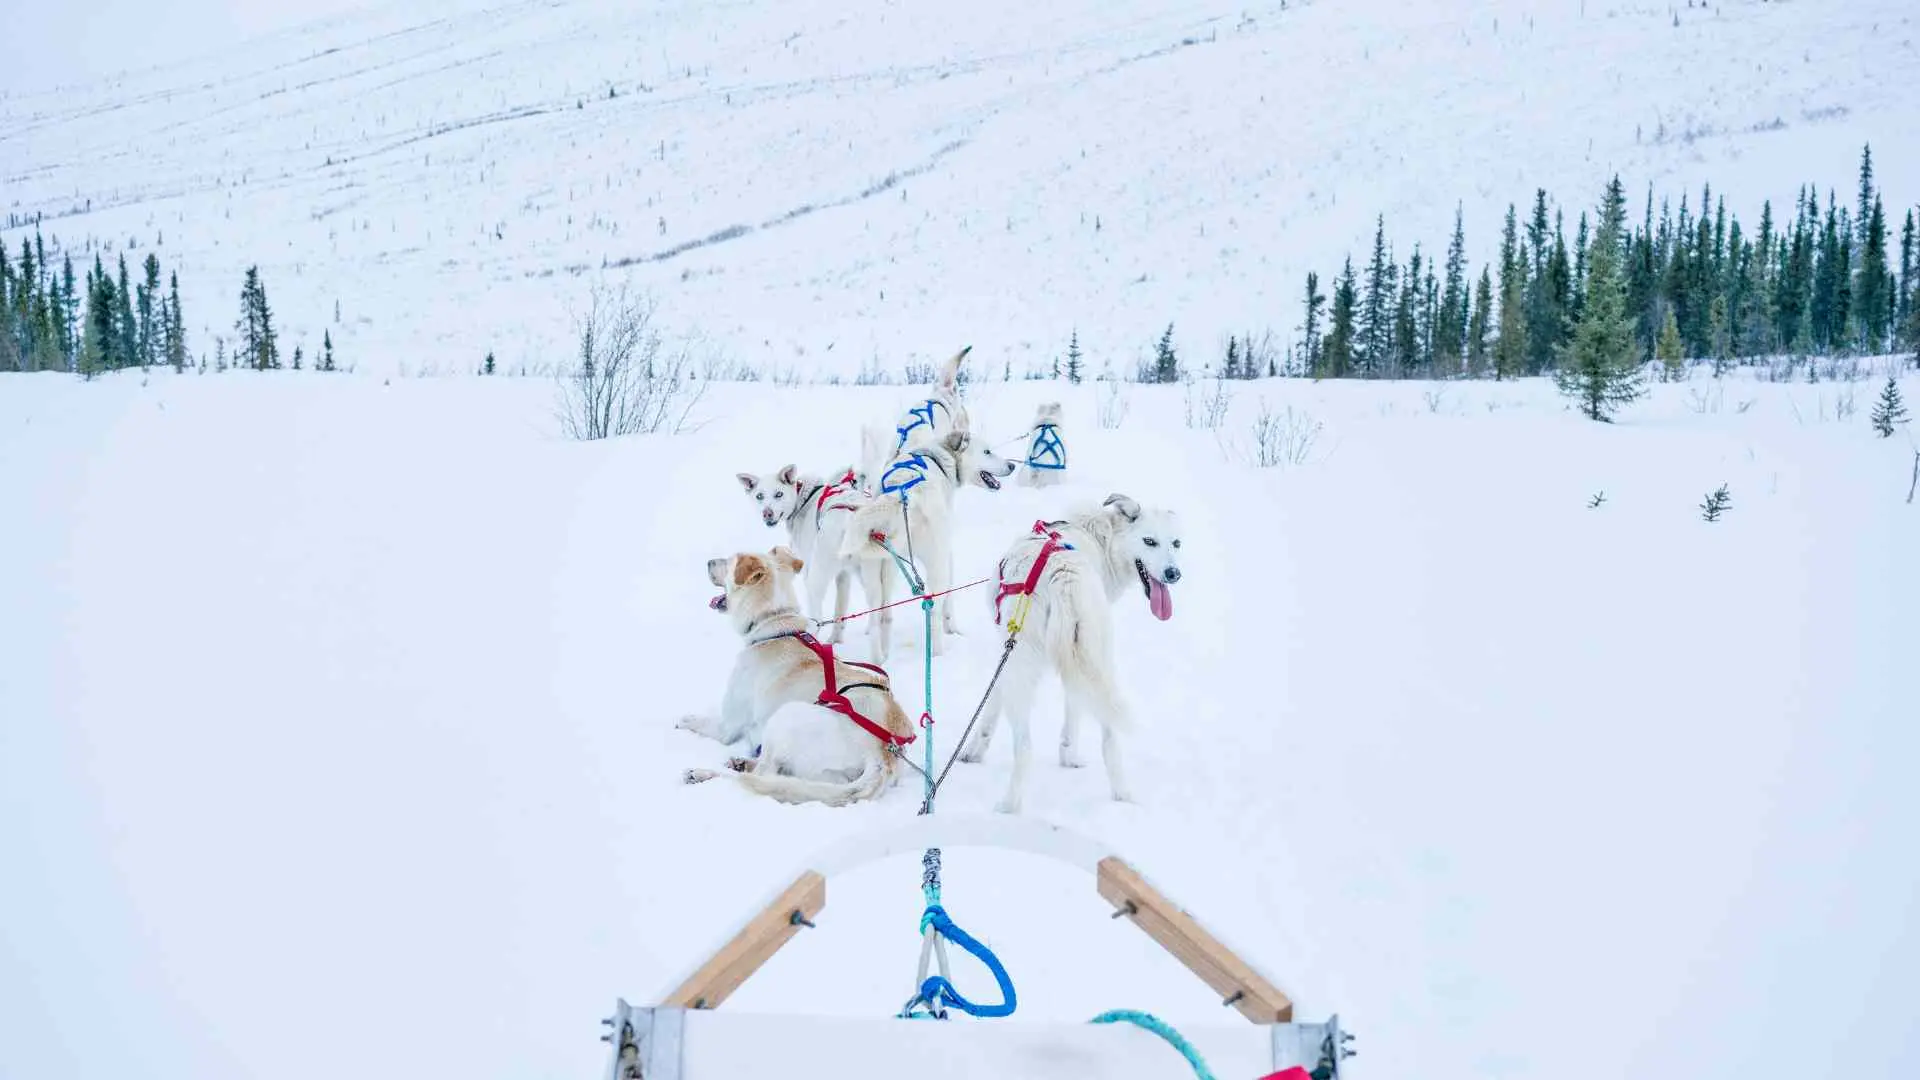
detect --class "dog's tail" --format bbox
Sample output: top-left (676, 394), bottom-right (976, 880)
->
top-left (1034, 563), bottom-right (1132, 732)
top-left (732, 753), bottom-right (893, 807)
top-left (937, 346), bottom-right (970, 392)
top-left (838, 497), bottom-right (904, 561)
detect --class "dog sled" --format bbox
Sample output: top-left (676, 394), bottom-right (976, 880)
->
top-left (598, 815), bottom-right (1352, 1080)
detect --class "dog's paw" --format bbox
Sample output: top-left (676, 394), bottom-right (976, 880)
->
top-left (1057, 749), bottom-right (1085, 769)
top-left (724, 756), bottom-right (753, 773)
top-left (958, 740), bottom-right (988, 764)
top-left (675, 714), bottom-right (705, 731)
top-left (683, 768), bottom-right (718, 785)
top-left (993, 797), bottom-right (1023, 815)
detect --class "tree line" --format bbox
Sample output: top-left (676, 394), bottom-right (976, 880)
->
top-left (1296, 145), bottom-right (1920, 381)
top-left (2, 233), bottom-right (335, 375)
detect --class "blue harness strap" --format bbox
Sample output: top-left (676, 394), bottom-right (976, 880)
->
top-left (895, 398), bottom-right (949, 452)
top-left (880, 453), bottom-right (931, 496)
top-left (1026, 422), bottom-right (1066, 471)
top-left (909, 905), bottom-right (1017, 1019)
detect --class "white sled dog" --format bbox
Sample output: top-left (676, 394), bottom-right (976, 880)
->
top-left (886, 346), bottom-right (972, 456)
top-left (736, 464), bottom-right (869, 644)
top-left (840, 430), bottom-right (1018, 656)
top-left (1016, 401), bottom-right (1067, 489)
top-left (958, 494), bottom-right (1182, 814)
top-left (680, 546), bottom-right (916, 806)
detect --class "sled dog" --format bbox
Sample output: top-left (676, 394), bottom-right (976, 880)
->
top-left (736, 464), bottom-right (869, 643)
top-left (1016, 401), bottom-right (1067, 488)
top-left (958, 494), bottom-right (1183, 813)
top-left (839, 430), bottom-right (1018, 656)
top-left (679, 547), bottom-right (915, 806)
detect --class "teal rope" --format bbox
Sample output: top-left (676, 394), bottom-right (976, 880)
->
top-left (1089, 1011), bottom-right (1216, 1080)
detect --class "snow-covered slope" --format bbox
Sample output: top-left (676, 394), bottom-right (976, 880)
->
top-left (3, 369), bottom-right (1918, 1079)
top-left (4, 0), bottom-right (1917, 375)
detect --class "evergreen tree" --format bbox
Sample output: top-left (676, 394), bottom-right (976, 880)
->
top-left (1870, 376), bottom-right (1908, 436)
top-left (164, 272), bottom-right (187, 372)
top-left (1572, 211), bottom-right (1591, 321)
top-left (81, 259), bottom-right (117, 378)
top-left (59, 254), bottom-right (78, 369)
top-left (1708, 294), bottom-right (1731, 375)
top-left (1152, 322), bottom-right (1179, 384)
top-left (292, 345), bottom-right (303, 371)
top-left (1899, 209), bottom-right (1917, 345)
top-left (115, 255), bottom-right (136, 370)
top-left (1393, 247), bottom-right (1422, 376)
top-left (1656, 308), bottom-right (1685, 382)
top-left (137, 253), bottom-right (160, 368)
top-left (1436, 206), bottom-right (1468, 375)
top-left (1856, 144), bottom-right (1876, 249)
top-left (484, 350), bottom-right (496, 376)
top-left (236, 266), bottom-right (281, 371)
top-left (1359, 216), bottom-right (1393, 376)
top-left (1557, 176), bottom-right (1643, 421)
top-left (321, 329), bottom-right (336, 373)
top-left (1493, 205), bottom-right (1529, 379)
top-left (1322, 258), bottom-right (1358, 378)
top-left (1300, 272), bottom-right (1325, 375)
top-left (1856, 196), bottom-right (1891, 351)
top-left (1065, 328), bottom-right (1083, 385)
top-left (1222, 337), bottom-right (1240, 380)
top-left (1467, 265), bottom-right (1493, 376)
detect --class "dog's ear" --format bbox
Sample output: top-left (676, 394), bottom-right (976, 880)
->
top-left (943, 430), bottom-right (972, 455)
top-left (707, 557), bottom-right (729, 587)
top-left (731, 553), bottom-right (769, 587)
top-left (1103, 493), bottom-right (1142, 522)
top-left (776, 464), bottom-right (799, 488)
top-left (771, 545), bottom-right (804, 574)
top-left (737, 473), bottom-right (759, 492)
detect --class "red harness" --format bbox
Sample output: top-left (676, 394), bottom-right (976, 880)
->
top-left (994, 521), bottom-right (1073, 626)
top-left (812, 470), bottom-right (860, 519)
top-left (783, 629), bottom-right (914, 747)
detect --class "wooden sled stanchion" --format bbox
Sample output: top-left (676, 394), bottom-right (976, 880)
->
top-left (603, 815), bottom-right (1351, 1080)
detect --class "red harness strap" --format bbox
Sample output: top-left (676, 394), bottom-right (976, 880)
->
top-left (814, 469), bottom-right (860, 518)
top-left (789, 630), bottom-right (915, 747)
top-left (994, 521), bottom-right (1072, 626)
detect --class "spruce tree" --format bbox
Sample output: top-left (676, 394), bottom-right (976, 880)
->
top-left (1322, 257), bottom-right (1358, 379)
top-left (1856, 196), bottom-right (1891, 351)
top-left (321, 330), bottom-right (336, 373)
top-left (1152, 323), bottom-right (1179, 384)
top-left (164, 272), bottom-right (186, 372)
top-left (1899, 210), bottom-right (1916, 345)
top-left (136, 253), bottom-right (160, 367)
top-left (81, 262), bottom-right (116, 378)
top-left (1871, 377), bottom-right (1909, 437)
top-left (1065, 328), bottom-right (1083, 385)
top-left (1468, 266), bottom-right (1493, 376)
top-left (1300, 271), bottom-right (1325, 375)
top-left (1557, 176), bottom-right (1643, 421)
top-left (1856, 144), bottom-right (1876, 249)
top-left (1656, 308), bottom-right (1685, 382)
top-left (1436, 206), bottom-right (1468, 375)
top-left (59, 254), bottom-right (78, 370)
top-left (1393, 247), bottom-right (1421, 376)
top-left (1493, 205), bottom-right (1529, 380)
top-left (1708, 295), bottom-right (1731, 375)
top-left (115, 255), bottom-right (136, 370)
top-left (484, 350), bottom-right (496, 376)
top-left (1359, 216), bottom-right (1393, 376)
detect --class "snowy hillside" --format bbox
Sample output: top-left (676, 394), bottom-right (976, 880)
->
top-left (3, 0), bottom-right (1918, 374)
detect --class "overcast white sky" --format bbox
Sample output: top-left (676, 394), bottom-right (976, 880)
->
top-left (1, 0), bottom-right (373, 94)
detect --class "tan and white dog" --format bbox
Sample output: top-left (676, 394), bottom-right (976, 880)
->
top-left (680, 547), bottom-right (915, 806)
top-left (1016, 402), bottom-right (1067, 489)
top-left (736, 465), bottom-right (869, 644)
top-left (958, 495), bottom-right (1183, 814)
top-left (839, 430), bottom-right (1018, 656)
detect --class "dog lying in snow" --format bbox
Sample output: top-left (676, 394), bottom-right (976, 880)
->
top-left (958, 494), bottom-right (1182, 814)
top-left (1016, 402), bottom-right (1066, 489)
top-left (839, 430), bottom-right (1018, 657)
top-left (736, 464), bottom-right (870, 644)
top-left (679, 546), bottom-right (915, 806)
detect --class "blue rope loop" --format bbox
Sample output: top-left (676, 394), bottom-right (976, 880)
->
top-left (912, 905), bottom-right (1017, 1019)
top-left (1089, 1010), bottom-right (1216, 1080)
top-left (1026, 423), bottom-right (1066, 470)
top-left (880, 454), bottom-right (930, 496)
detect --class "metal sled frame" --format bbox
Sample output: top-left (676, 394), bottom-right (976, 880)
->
top-left (600, 815), bottom-right (1350, 1078)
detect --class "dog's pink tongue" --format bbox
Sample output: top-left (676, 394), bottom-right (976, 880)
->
top-left (1147, 577), bottom-right (1173, 621)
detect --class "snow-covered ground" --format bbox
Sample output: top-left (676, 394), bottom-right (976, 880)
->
top-left (3, 367), bottom-right (1917, 1079)
top-left (4, 0), bottom-right (1918, 376)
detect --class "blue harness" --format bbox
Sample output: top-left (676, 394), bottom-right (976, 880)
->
top-left (895, 398), bottom-right (950, 452)
top-left (880, 453), bottom-right (932, 497)
top-left (1025, 423), bottom-right (1065, 471)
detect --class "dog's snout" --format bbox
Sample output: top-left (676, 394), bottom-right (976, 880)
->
top-left (1163, 567), bottom-right (1181, 584)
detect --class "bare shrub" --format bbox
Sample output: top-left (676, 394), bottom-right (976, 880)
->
top-left (555, 284), bottom-right (704, 440)
top-left (1422, 386), bottom-right (1450, 414)
top-left (1237, 400), bottom-right (1323, 468)
top-left (1183, 375), bottom-right (1233, 430)
top-left (902, 359), bottom-right (936, 384)
top-left (1096, 378), bottom-right (1131, 429)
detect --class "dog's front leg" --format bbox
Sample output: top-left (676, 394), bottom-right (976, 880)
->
top-left (1101, 726), bottom-right (1132, 803)
top-left (826, 568), bottom-right (852, 645)
top-left (675, 713), bottom-right (725, 741)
